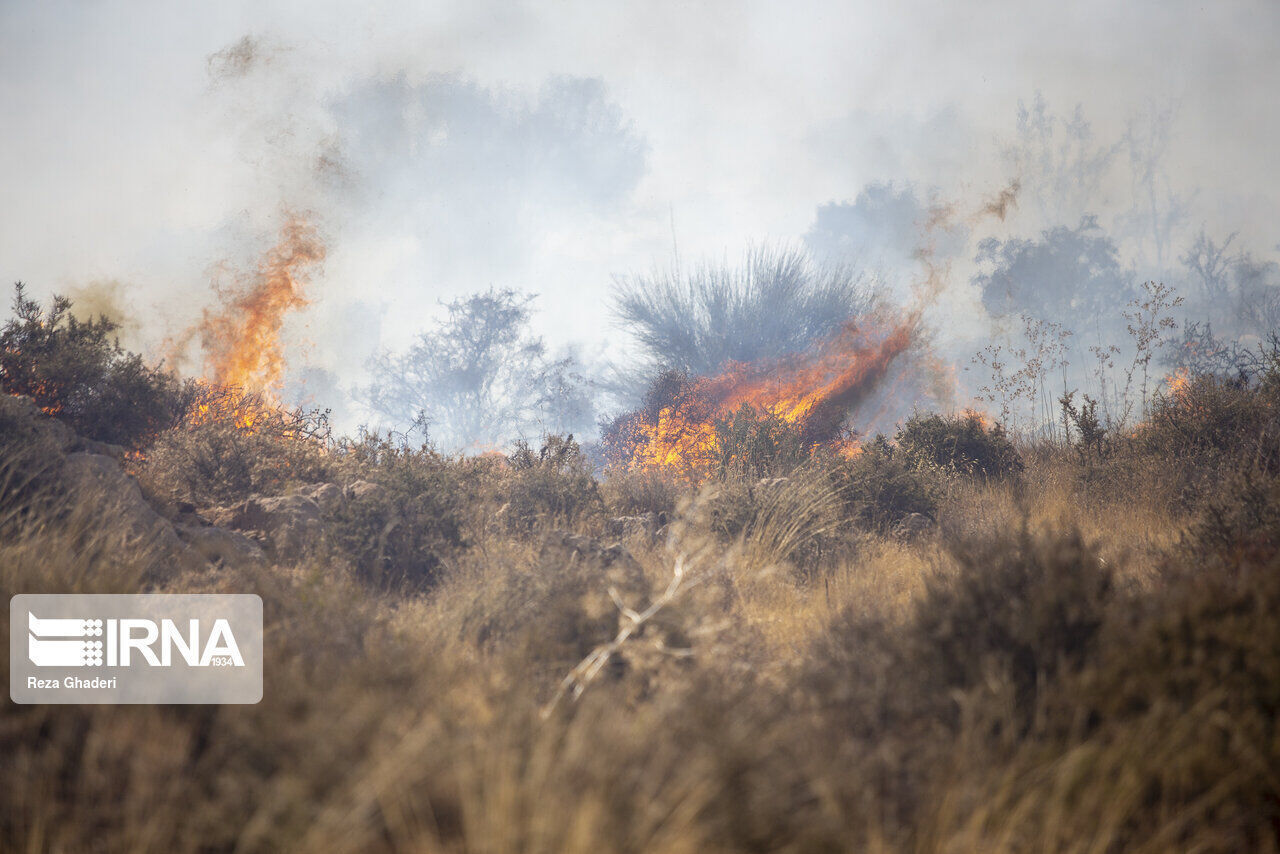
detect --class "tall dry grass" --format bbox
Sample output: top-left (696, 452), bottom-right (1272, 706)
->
top-left (3, 371), bottom-right (1280, 852)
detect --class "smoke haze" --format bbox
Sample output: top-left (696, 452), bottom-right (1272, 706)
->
top-left (3, 0), bottom-right (1278, 437)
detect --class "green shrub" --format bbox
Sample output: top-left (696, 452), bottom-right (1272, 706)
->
top-left (912, 526), bottom-right (1114, 736)
top-left (1183, 464), bottom-right (1280, 563)
top-left (325, 434), bottom-right (471, 588)
top-left (966, 544), bottom-right (1280, 851)
top-left (0, 284), bottom-right (191, 449)
top-left (895, 411), bottom-right (1023, 478)
top-left (498, 435), bottom-right (603, 533)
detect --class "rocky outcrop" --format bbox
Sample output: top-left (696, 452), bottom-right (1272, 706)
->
top-left (605, 512), bottom-right (666, 540)
top-left (61, 452), bottom-right (266, 571)
top-left (202, 481), bottom-right (386, 560)
top-left (206, 493), bottom-right (324, 557)
top-left (61, 452), bottom-right (185, 555)
top-left (3, 393), bottom-right (264, 572)
top-left (892, 512), bottom-right (935, 541)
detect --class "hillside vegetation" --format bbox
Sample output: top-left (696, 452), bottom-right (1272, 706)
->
top-left (2, 290), bottom-right (1279, 853)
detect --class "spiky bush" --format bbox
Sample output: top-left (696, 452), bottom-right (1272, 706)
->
top-left (612, 245), bottom-right (871, 382)
top-left (324, 433), bottom-right (472, 588)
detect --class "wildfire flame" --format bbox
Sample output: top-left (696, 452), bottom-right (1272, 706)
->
top-left (610, 312), bottom-right (917, 480)
top-left (1166, 366), bottom-right (1192, 399)
top-left (198, 216), bottom-right (325, 401)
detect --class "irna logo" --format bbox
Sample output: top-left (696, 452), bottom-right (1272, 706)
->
top-left (11, 594), bottom-right (262, 704)
top-left (28, 612), bottom-right (245, 668)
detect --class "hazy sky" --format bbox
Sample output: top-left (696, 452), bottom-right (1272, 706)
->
top-left (2, 0), bottom-right (1277, 423)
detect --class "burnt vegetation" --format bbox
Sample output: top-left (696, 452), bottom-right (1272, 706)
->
top-left (3, 277), bottom-right (1280, 854)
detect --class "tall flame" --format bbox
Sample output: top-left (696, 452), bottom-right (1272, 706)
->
top-left (198, 216), bottom-right (325, 400)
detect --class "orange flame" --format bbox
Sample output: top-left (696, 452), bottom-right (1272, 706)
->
top-left (610, 313), bottom-right (916, 480)
top-left (198, 216), bottom-right (325, 401)
top-left (1166, 366), bottom-right (1192, 399)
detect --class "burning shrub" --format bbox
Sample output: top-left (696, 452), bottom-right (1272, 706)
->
top-left (895, 411), bottom-right (1023, 478)
top-left (498, 435), bottom-right (603, 534)
top-left (603, 311), bottom-right (916, 483)
top-left (137, 391), bottom-right (334, 507)
top-left (601, 369), bottom-right (720, 482)
top-left (713, 403), bottom-right (817, 478)
top-left (1138, 369), bottom-right (1280, 476)
top-left (0, 284), bottom-right (191, 449)
top-left (829, 438), bottom-right (937, 532)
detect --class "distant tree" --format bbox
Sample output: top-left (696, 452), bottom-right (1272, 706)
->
top-left (1232, 253), bottom-right (1280, 336)
top-left (1000, 93), bottom-right (1121, 229)
top-left (973, 216), bottom-right (1131, 326)
top-left (362, 288), bottom-right (593, 451)
top-left (1180, 229), bottom-right (1239, 311)
top-left (805, 182), bottom-right (968, 269)
top-left (612, 245), bottom-right (871, 383)
top-left (1180, 229), bottom-right (1280, 335)
top-left (1117, 100), bottom-right (1192, 273)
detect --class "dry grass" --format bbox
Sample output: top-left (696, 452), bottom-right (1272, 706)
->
top-left (3, 380), bottom-right (1279, 853)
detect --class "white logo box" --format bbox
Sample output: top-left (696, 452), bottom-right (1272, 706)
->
top-left (11, 594), bottom-right (262, 704)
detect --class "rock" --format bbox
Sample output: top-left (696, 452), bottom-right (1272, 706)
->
top-left (61, 453), bottom-right (185, 557)
top-left (606, 513), bottom-right (664, 539)
top-left (892, 512), bottom-right (935, 541)
top-left (0, 393), bottom-right (76, 451)
top-left (175, 523), bottom-right (265, 568)
top-left (208, 493), bottom-right (324, 557)
top-left (296, 481), bottom-right (343, 512)
top-left (346, 480), bottom-right (385, 501)
top-left (2, 395), bottom-right (270, 573)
